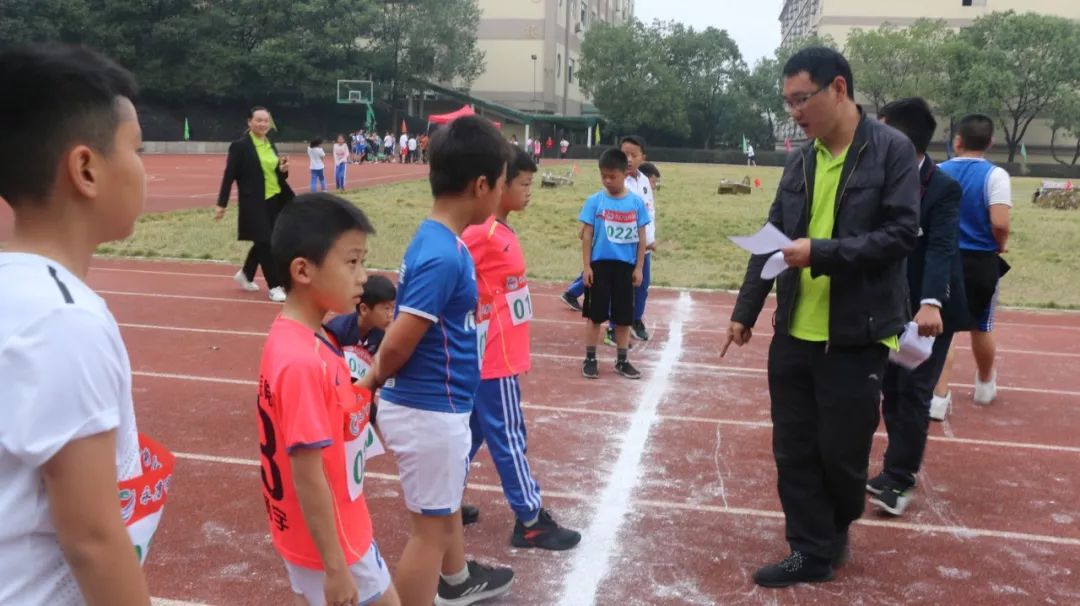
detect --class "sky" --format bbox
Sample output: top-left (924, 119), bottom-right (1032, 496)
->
top-left (633, 0), bottom-right (784, 66)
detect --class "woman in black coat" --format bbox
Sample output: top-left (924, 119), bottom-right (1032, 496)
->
top-left (214, 106), bottom-right (294, 302)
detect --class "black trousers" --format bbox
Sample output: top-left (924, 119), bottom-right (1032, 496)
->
top-left (768, 334), bottom-right (889, 560)
top-left (881, 331), bottom-right (954, 489)
top-left (241, 194), bottom-right (286, 289)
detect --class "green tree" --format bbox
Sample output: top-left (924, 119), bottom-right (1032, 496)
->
top-left (0, 0), bottom-right (90, 48)
top-left (943, 11), bottom-right (1080, 162)
top-left (844, 20), bottom-right (952, 113)
top-left (1049, 94), bottom-right (1080, 167)
top-left (664, 23), bottom-right (746, 148)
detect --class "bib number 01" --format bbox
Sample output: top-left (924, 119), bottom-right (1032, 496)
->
top-left (506, 286), bottom-right (533, 326)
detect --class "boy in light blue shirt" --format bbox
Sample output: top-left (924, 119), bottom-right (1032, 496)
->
top-left (579, 148), bottom-right (651, 380)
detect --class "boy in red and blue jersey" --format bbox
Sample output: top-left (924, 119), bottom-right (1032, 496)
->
top-left (461, 146), bottom-right (581, 550)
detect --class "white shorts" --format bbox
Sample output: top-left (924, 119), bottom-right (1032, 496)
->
top-left (378, 399), bottom-right (471, 516)
top-left (284, 541), bottom-right (390, 606)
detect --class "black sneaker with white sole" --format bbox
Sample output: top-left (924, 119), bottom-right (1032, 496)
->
top-left (582, 357), bottom-right (599, 379)
top-left (435, 560), bottom-right (514, 606)
top-left (614, 360), bottom-right (641, 379)
top-left (865, 473), bottom-right (888, 496)
top-left (870, 487), bottom-right (912, 516)
top-left (631, 320), bottom-right (649, 341)
top-left (752, 551), bottom-right (834, 588)
top-left (560, 292), bottom-right (582, 312)
top-left (461, 504), bottom-right (479, 526)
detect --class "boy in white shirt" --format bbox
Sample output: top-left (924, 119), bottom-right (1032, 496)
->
top-left (307, 138), bottom-right (327, 192)
top-left (0, 45), bottom-right (151, 606)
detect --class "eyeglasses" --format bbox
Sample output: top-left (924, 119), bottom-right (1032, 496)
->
top-left (782, 84), bottom-right (830, 113)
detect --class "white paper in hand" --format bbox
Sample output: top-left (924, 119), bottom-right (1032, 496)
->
top-left (889, 322), bottom-right (935, 369)
top-left (729, 223), bottom-right (793, 256)
top-left (761, 251), bottom-right (789, 279)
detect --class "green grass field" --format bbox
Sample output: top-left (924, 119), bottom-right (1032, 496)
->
top-left (98, 162), bottom-right (1080, 309)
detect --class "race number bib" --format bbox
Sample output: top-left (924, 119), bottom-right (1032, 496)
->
top-left (343, 386), bottom-right (384, 502)
top-left (343, 346), bottom-right (373, 383)
top-left (605, 217), bottom-right (639, 244)
top-left (118, 434), bottom-right (174, 565)
top-left (505, 285), bottom-right (533, 326)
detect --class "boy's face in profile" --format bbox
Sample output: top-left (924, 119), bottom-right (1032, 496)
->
top-left (620, 142), bottom-right (645, 175)
top-left (472, 163), bottom-right (507, 224)
top-left (646, 175), bottom-right (658, 192)
top-left (360, 300), bottom-right (395, 331)
top-left (600, 167), bottom-right (627, 196)
top-left (309, 230), bottom-right (369, 314)
top-left (502, 171), bottom-right (534, 213)
top-left (97, 97), bottom-right (146, 241)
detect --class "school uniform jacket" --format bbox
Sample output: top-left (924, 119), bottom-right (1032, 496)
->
top-left (216, 134), bottom-right (295, 242)
top-left (909, 155), bottom-right (968, 333)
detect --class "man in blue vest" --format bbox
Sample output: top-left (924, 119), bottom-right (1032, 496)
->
top-left (933, 115), bottom-right (1012, 414)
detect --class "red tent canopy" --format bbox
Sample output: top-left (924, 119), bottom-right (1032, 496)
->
top-left (427, 105), bottom-right (501, 128)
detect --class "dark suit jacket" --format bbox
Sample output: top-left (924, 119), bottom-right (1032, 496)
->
top-left (908, 155), bottom-right (968, 333)
top-left (217, 134), bottom-right (294, 242)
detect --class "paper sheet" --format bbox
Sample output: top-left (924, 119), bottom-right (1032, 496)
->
top-left (761, 251), bottom-right (789, 279)
top-left (889, 322), bottom-right (936, 370)
top-left (729, 223), bottom-right (793, 256)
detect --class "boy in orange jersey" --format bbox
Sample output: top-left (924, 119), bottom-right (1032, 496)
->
top-left (257, 193), bottom-right (400, 606)
top-left (460, 146), bottom-right (582, 550)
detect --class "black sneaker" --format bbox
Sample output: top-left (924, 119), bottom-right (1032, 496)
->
top-left (511, 509), bottom-right (582, 551)
top-left (435, 560), bottom-right (514, 606)
top-left (560, 292), bottom-right (582, 312)
top-left (631, 320), bottom-right (650, 341)
top-left (461, 504), bottom-right (479, 526)
top-left (870, 487), bottom-right (912, 516)
top-left (752, 551), bottom-right (834, 588)
top-left (831, 530), bottom-right (850, 569)
top-left (582, 357), bottom-right (599, 379)
top-left (614, 360), bottom-right (641, 379)
top-left (865, 473), bottom-right (888, 496)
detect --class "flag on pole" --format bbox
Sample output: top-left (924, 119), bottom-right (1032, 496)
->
top-left (741, 134), bottom-right (748, 154)
top-left (183, 118), bottom-right (190, 141)
top-left (366, 104), bottom-right (376, 130)
top-left (1020, 143), bottom-right (1028, 164)
top-left (595, 122), bottom-right (601, 143)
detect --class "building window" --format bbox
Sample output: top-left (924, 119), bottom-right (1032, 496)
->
top-left (581, 1), bottom-right (588, 28)
top-left (568, 58), bottom-right (575, 83)
top-left (557, 53), bottom-right (562, 78)
top-left (962, 0), bottom-right (985, 5)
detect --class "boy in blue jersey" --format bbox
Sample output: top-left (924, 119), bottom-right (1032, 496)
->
top-left (325, 274), bottom-right (396, 386)
top-left (361, 116), bottom-right (514, 606)
top-left (580, 148), bottom-right (651, 380)
top-left (933, 114), bottom-right (1012, 410)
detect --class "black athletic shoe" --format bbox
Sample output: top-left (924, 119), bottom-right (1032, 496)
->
top-left (865, 473), bottom-right (889, 496)
top-left (870, 487), bottom-right (912, 516)
top-left (582, 357), bottom-right (599, 379)
top-left (461, 504), bottom-right (480, 526)
top-left (511, 509), bottom-right (582, 551)
top-left (614, 360), bottom-right (641, 379)
top-left (560, 292), bottom-right (582, 312)
top-left (752, 551), bottom-right (834, 588)
top-left (631, 320), bottom-right (650, 341)
top-left (831, 530), bottom-right (850, 569)
top-left (435, 560), bottom-right (514, 606)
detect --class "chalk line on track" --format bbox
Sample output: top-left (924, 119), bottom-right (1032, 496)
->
top-left (556, 291), bottom-right (692, 606)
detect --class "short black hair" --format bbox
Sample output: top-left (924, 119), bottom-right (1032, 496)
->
top-left (598, 148), bottom-right (629, 172)
top-left (638, 162), bottom-right (661, 179)
top-left (880, 97), bottom-right (938, 155)
top-left (249, 106), bottom-right (268, 119)
top-left (0, 45), bottom-right (138, 206)
top-left (956, 114), bottom-right (994, 152)
top-left (360, 274), bottom-right (396, 308)
top-left (506, 145), bottom-right (538, 183)
top-left (620, 135), bottom-right (647, 154)
top-left (783, 46), bottom-right (855, 100)
top-left (310, 138), bottom-right (323, 148)
top-left (428, 115), bottom-right (508, 197)
top-left (272, 193), bottom-right (376, 291)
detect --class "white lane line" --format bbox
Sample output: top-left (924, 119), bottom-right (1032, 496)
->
top-left (152, 599), bottom-right (213, 606)
top-left (558, 291), bottom-right (692, 606)
top-left (173, 449), bottom-right (1080, 548)
top-left (133, 371), bottom-right (1080, 453)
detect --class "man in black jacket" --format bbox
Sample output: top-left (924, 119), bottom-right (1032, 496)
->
top-left (867, 98), bottom-right (966, 517)
top-left (723, 47), bottom-right (920, 587)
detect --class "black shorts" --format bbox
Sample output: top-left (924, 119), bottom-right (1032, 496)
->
top-left (583, 260), bottom-right (634, 326)
top-left (961, 251), bottom-right (1002, 332)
